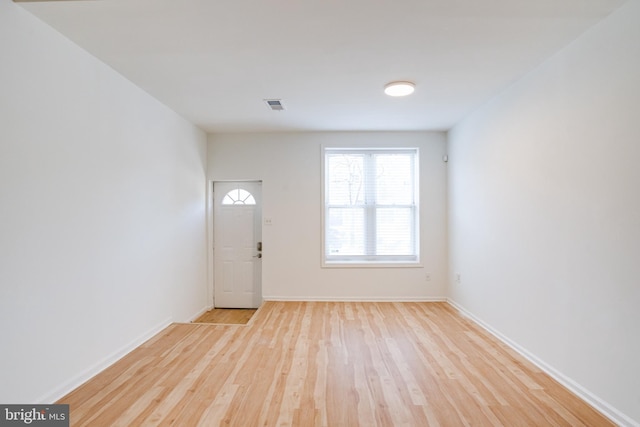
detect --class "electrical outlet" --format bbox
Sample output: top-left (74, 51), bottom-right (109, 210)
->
top-left (425, 272), bottom-right (431, 281)
top-left (455, 273), bottom-right (461, 284)
top-left (264, 218), bottom-right (273, 225)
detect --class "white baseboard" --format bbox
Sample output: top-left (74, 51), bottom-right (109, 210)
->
top-left (447, 299), bottom-right (638, 427)
top-left (36, 316), bottom-right (172, 404)
top-left (263, 296), bottom-right (447, 302)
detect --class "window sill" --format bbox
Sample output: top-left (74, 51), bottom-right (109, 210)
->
top-left (322, 261), bottom-right (423, 269)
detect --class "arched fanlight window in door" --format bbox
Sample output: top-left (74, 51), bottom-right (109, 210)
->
top-left (222, 188), bottom-right (256, 205)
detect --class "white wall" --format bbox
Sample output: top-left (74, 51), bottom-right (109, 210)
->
top-left (448, 1), bottom-right (640, 425)
top-left (0, 3), bottom-right (208, 403)
top-left (208, 132), bottom-right (447, 301)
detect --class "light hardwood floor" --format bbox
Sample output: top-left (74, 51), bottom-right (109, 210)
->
top-left (193, 308), bottom-right (257, 325)
top-left (59, 302), bottom-right (614, 426)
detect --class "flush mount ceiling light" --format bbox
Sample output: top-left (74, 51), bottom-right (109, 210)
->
top-left (384, 81), bottom-right (415, 97)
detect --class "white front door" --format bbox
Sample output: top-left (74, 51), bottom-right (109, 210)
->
top-left (213, 181), bottom-right (262, 308)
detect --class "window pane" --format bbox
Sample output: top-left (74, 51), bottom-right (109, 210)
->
top-left (376, 154), bottom-right (413, 205)
top-left (376, 208), bottom-right (413, 255)
top-left (222, 189), bottom-right (256, 205)
top-left (327, 154), bottom-right (365, 205)
top-left (324, 148), bottom-right (418, 264)
top-left (326, 208), bottom-right (365, 256)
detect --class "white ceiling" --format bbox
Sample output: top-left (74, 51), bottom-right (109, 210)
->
top-left (18, 0), bottom-right (624, 133)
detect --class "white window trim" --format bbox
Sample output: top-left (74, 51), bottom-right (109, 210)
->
top-left (321, 146), bottom-right (421, 268)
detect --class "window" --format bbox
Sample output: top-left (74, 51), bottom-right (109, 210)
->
top-left (222, 188), bottom-right (256, 205)
top-left (323, 148), bottom-right (419, 265)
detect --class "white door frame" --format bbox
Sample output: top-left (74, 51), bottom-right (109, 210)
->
top-left (207, 180), bottom-right (263, 309)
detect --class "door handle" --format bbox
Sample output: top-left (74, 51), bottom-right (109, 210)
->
top-left (253, 253), bottom-right (262, 259)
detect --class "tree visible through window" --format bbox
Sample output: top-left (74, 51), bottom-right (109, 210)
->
top-left (324, 148), bottom-right (419, 264)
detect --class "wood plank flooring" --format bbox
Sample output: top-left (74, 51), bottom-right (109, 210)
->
top-left (193, 308), bottom-right (257, 325)
top-left (58, 302), bottom-right (614, 426)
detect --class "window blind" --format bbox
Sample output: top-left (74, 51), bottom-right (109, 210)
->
top-left (324, 148), bottom-right (419, 264)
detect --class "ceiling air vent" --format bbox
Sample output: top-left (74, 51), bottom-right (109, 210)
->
top-left (264, 99), bottom-right (285, 111)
